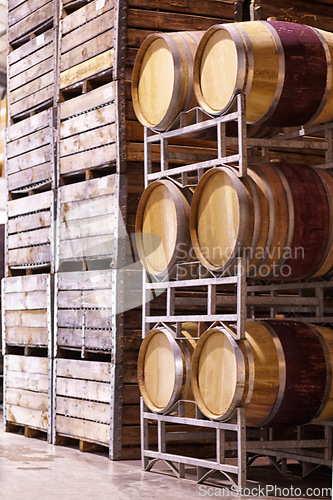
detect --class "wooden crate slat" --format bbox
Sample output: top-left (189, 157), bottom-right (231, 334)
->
top-left (6, 354), bottom-right (48, 373)
top-left (60, 175), bottom-right (116, 202)
top-left (59, 214), bottom-right (116, 241)
top-left (56, 358), bottom-right (111, 382)
top-left (60, 195), bottom-right (115, 221)
top-left (59, 82), bottom-right (114, 119)
top-left (8, 2), bottom-right (54, 43)
top-left (128, 0), bottom-right (236, 18)
top-left (6, 327), bottom-right (48, 346)
top-left (8, 0), bottom-right (50, 27)
top-left (7, 145), bottom-right (52, 175)
top-left (56, 378), bottom-right (111, 403)
top-left (59, 49), bottom-right (114, 89)
top-left (60, 30), bottom-right (114, 73)
top-left (61, 10), bottom-right (114, 55)
top-left (9, 42), bottom-right (53, 79)
top-left (10, 57), bottom-right (54, 93)
top-left (5, 309), bottom-right (48, 328)
top-left (62, 0), bottom-right (113, 35)
top-left (8, 227), bottom-right (51, 249)
top-left (3, 274), bottom-right (48, 293)
top-left (8, 30), bottom-right (53, 67)
top-left (56, 396), bottom-right (110, 423)
top-left (8, 191), bottom-right (52, 217)
top-left (4, 290), bottom-right (49, 310)
top-left (6, 405), bottom-right (48, 430)
top-left (8, 246), bottom-right (51, 267)
top-left (10, 86), bottom-right (54, 119)
top-left (59, 143), bottom-right (116, 175)
top-left (6, 372), bottom-right (48, 392)
top-left (57, 309), bottom-right (111, 329)
top-left (7, 128), bottom-right (51, 158)
top-left (7, 163), bottom-right (54, 192)
top-left (60, 123), bottom-right (116, 156)
top-left (8, 213), bottom-right (51, 236)
top-left (60, 104), bottom-right (115, 139)
top-left (59, 234), bottom-right (114, 260)
top-left (57, 328), bottom-right (112, 350)
top-left (57, 289), bottom-right (112, 309)
top-left (7, 109), bottom-right (51, 141)
top-left (56, 415), bottom-right (109, 444)
top-left (9, 72), bottom-right (54, 105)
top-left (57, 270), bottom-right (113, 290)
top-left (6, 387), bottom-right (48, 411)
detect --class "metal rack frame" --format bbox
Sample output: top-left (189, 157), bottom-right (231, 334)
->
top-left (141, 94), bottom-right (333, 488)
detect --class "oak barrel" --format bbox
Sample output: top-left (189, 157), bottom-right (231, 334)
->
top-left (136, 179), bottom-right (192, 277)
top-left (132, 31), bottom-right (204, 131)
top-left (194, 21), bottom-right (331, 127)
top-left (191, 321), bottom-right (333, 427)
top-left (190, 162), bottom-right (330, 280)
top-left (137, 323), bottom-right (201, 413)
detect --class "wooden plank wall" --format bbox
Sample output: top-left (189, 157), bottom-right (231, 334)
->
top-left (250, 0), bottom-right (333, 31)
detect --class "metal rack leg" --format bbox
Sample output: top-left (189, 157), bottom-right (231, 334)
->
top-left (140, 398), bottom-right (149, 469)
top-left (237, 407), bottom-right (246, 490)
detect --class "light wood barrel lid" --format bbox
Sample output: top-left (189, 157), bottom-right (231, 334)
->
top-left (132, 31), bottom-right (204, 131)
top-left (244, 321), bottom-right (280, 427)
top-left (190, 167), bottom-right (251, 272)
top-left (194, 24), bottom-right (247, 115)
top-left (191, 327), bottom-right (246, 420)
top-left (136, 180), bottom-right (190, 277)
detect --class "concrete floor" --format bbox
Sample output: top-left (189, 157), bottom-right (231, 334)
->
top-left (0, 413), bottom-right (332, 500)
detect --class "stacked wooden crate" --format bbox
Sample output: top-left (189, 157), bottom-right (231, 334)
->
top-left (250, 0), bottom-right (333, 31)
top-left (2, 0), bottom-right (57, 441)
top-left (0, 99), bottom-right (6, 403)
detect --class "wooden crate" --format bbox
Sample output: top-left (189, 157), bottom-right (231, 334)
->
top-left (57, 175), bottom-right (117, 269)
top-left (55, 271), bottom-right (113, 352)
top-left (6, 109), bottom-right (55, 192)
top-left (4, 354), bottom-right (52, 442)
top-left (53, 356), bottom-right (141, 458)
top-left (6, 191), bottom-right (54, 273)
top-left (58, 82), bottom-right (116, 178)
top-left (8, 0), bottom-right (56, 46)
top-left (250, 0), bottom-right (333, 31)
top-left (2, 274), bottom-right (52, 351)
top-left (59, 0), bottom-right (114, 93)
top-left (8, 30), bottom-right (56, 120)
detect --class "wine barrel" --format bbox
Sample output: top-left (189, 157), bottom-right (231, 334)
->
top-left (191, 320), bottom-right (332, 427)
top-left (132, 31), bottom-right (204, 131)
top-left (136, 180), bottom-right (192, 277)
top-left (190, 162), bottom-right (330, 280)
top-left (194, 21), bottom-right (331, 127)
top-left (137, 323), bottom-right (201, 413)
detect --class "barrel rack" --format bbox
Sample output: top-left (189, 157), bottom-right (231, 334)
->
top-left (140, 94), bottom-right (333, 489)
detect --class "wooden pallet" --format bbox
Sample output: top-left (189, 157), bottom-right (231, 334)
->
top-left (6, 109), bottom-right (55, 193)
top-left (2, 275), bottom-right (52, 351)
top-left (58, 0), bottom-right (114, 93)
top-left (57, 176), bottom-right (118, 270)
top-left (4, 354), bottom-right (52, 442)
top-left (0, 99), bottom-right (7, 177)
top-left (250, 0), bottom-right (333, 31)
top-left (7, 0), bottom-right (56, 47)
top-left (8, 29), bottom-right (56, 120)
top-left (6, 191), bottom-right (54, 274)
top-left (58, 82), bottom-right (116, 179)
